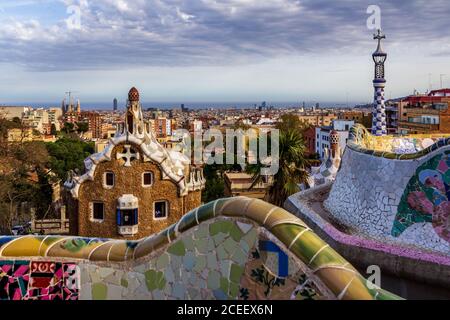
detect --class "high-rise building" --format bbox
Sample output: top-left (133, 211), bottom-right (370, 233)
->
top-left (155, 117), bottom-right (172, 138)
top-left (371, 30), bottom-right (388, 136)
top-left (79, 111), bottom-right (102, 139)
top-left (113, 98), bottom-right (118, 111)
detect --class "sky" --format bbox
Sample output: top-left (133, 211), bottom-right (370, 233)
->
top-left (0, 0), bottom-right (450, 105)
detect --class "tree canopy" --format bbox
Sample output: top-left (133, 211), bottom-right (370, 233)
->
top-left (46, 137), bottom-right (95, 181)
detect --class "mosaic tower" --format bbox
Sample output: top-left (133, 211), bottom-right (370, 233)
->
top-left (371, 29), bottom-right (388, 136)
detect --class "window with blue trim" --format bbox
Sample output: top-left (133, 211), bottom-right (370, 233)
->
top-left (117, 209), bottom-right (138, 226)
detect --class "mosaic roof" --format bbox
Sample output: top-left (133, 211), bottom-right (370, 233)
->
top-left (348, 124), bottom-right (450, 159)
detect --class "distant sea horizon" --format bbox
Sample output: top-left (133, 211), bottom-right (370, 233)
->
top-left (1, 101), bottom-right (371, 111)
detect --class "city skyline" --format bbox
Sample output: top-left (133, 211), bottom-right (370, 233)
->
top-left (1, 0), bottom-right (450, 103)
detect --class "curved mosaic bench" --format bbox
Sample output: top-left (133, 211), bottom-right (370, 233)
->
top-left (0, 197), bottom-right (400, 300)
top-left (325, 125), bottom-right (450, 256)
top-left (348, 124), bottom-right (450, 160)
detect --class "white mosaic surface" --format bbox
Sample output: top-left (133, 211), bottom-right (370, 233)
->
top-left (78, 219), bottom-right (260, 300)
top-left (324, 147), bottom-right (450, 255)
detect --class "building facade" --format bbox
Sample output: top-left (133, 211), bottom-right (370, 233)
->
top-left (64, 87), bottom-right (205, 240)
top-left (298, 114), bottom-right (336, 127)
top-left (0, 106), bottom-right (31, 120)
top-left (224, 172), bottom-right (273, 200)
top-left (303, 126), bottom-right (317, 156)
top-left (315, 120), bottom-right (354, 160)
top-left (396, 95), bottom-right (450, 134)
top-left (79, 111), bottom-right (103, 139)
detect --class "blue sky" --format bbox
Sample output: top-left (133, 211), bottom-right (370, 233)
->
top-left (0, 0), bottom-right (450, 104)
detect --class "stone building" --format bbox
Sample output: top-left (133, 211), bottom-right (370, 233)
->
top-left (64, 87), bottom-right (205, 239)
top-left (224, 172), bottom-right (273, 200)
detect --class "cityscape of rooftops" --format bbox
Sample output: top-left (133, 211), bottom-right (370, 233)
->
top-left (0, 0), bottom-right (449, 308)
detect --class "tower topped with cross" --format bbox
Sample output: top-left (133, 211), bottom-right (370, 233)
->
top-left (373, 30), bottom-right (386, 53)
top-left (371, 29), bottom-right (388, 136)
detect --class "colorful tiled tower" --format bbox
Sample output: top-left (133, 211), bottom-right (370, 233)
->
top-left (371, 29), bottom-right (388, 136)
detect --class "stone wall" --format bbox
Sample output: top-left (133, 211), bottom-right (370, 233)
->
top-left (71, 143), bottom-right (201, 240)
top-left (325, 145), bottom-right (450, 255)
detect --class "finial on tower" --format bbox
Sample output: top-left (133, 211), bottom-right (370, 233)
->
top-left (373, 29), bottom-right (386, 55)
top-left (128, 87), bottom-right (140, 102)
top-left (374, 29), bottom-right (385, 41)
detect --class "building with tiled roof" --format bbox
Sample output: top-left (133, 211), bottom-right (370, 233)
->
top-left (64, 87), bottom-right (205, 240)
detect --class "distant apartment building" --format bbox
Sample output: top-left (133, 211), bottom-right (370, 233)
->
top-left (101, 123), bottom-right (117, 139)
top-left (224, 172), bottom-right (273, 200)
top-left (156, 117), bottom-right (172, 137)
top-left (0, 106), bottom-right (31, 120)
top-left (337, 109), bottom-right (400, 134)
top-left (298, 113), bottom-right (336, 127)
top-left (7, 128), bottom-right (57, 143)
top-left (338, 111), bottom-right (372, 126)
top-left (429, 88), bottom-right (450, 98)
top-left (385, 104), bottom-right (399, 135)
top-left (64, 112), bottom-right (79, 124)
top-left (6, 107), bottom-right (62, 135)
top-left (22, 109), bottom-right (48, 133)
top-left (7, 128), bottom-right (35, 143)
top-left (395, 90), bottom-right (450, 134)
top-left (315, 120), bottom-right (354, 160)
top-left (190, 120), bottom-right (203, 133)
top-left (48, 108), bottom-right (62, 131)
top-left (303, 126), bottom-right (317, 156)
top-left (79, 111), bottom-right (103, 139)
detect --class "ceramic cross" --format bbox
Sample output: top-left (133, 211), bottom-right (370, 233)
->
top-left (117, 145), bottom-right (140, 167)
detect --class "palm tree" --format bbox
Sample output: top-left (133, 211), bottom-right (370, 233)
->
top-left (248, 128), bottom-right (310, 207)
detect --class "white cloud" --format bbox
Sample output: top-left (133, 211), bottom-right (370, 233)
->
top-left (0, 0), bottom-right (449, 102)
top-left (0, 0), bottom-right (449, 71)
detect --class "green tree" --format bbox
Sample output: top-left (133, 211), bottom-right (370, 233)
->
top-left (33, 170), bottom-right (54, 219)
top-left (276, 114), bottom-right (312, 135)
top-left (76, 122), bottom-right (89, 134)
top-left (50, 124), bottom-right (57, 136)
top-left (62, 122), bottom-right (75, 134)
top-left (248, 128), bottom-right (310, 207)
top-left (201, 161), bottom-right (230, 203)
top-left (0, 141), bottom-right (50, 233)
top-left (46, 138), bottom-right (95, 181)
